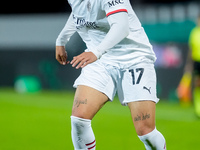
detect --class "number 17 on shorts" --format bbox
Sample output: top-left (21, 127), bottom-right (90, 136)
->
top-left (120, 63), bottom-right (159, 104)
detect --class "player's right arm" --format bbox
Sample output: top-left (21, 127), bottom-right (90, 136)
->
top-left (56, 46), bottom-right (69, 65)
top-left (56, 13), bottom-right (76, 65)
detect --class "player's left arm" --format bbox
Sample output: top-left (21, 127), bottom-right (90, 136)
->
top-left (71, 12), bottom-right (129, 69)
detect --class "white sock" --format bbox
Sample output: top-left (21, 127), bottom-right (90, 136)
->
top-left (138, 128), bottom-right (166, 150)
top-left (71, 116), bottom-right (96, 150)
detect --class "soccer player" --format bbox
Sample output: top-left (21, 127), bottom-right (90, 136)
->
top-left (186, 14), bottom-right (200, 117)
top-left (55, 0), bottom-right (166, 149)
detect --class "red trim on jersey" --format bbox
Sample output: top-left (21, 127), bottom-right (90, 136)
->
top-left (86, 140), bottom-right (96, 146)
top-left (88, 144), bottom-right (96, 150)
top-left (106, 9), bottom-right (128, 17)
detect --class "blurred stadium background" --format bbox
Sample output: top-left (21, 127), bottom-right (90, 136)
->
top-left (1, 0), bottom-right (200, 149)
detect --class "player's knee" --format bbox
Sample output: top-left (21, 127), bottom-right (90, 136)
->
top-left (136, 128), bottom-right (153, 136)
top-left (135, 124), bottom-right (155, 136)
top-left (71, 108), bottom-right (89, 119)
top-left (71, 109), bottom-right (82, 118)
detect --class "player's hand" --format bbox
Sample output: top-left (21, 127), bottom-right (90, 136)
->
top-left (55, 46), bottom-right (70, 65)
top-left (71, 52), bottom-right (97, 69)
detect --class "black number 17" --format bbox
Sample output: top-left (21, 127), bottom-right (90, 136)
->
top-left (129, 68), bottom-right (144, 85)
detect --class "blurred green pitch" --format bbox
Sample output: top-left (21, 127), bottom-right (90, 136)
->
top-left (0, 88), bottom-right (200, 150)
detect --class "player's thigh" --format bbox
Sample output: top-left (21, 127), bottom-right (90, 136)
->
top-left (128, 100), bottom-right (156, 136)
top-left (72, 85), bottom-right (109, 120)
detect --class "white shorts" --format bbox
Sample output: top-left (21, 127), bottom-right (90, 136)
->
top-left (73, 60), bottom-right (159, 106)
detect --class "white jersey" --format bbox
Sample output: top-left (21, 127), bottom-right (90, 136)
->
top-left (57, 0), bottom-right (156, 69)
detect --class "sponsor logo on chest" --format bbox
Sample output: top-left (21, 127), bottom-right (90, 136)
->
top-left (73, 15), bottom-right (98, 29)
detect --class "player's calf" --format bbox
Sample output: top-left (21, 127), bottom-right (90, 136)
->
top-left (71, 116), bottom-right (96, 150)
top-left (138, 128), bottom-right (166, 150)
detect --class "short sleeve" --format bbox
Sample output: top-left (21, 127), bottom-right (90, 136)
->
top-left (101, 0), bottom-right (128, 17)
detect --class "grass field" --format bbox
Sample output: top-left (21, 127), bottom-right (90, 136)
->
top-left (0, 88), bottom-right (200, 150)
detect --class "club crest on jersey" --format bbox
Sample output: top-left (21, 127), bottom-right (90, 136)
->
top-left (108, 0), bottom-right (124, 7)
top-left (87, 0), bottom-right (91, 11)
